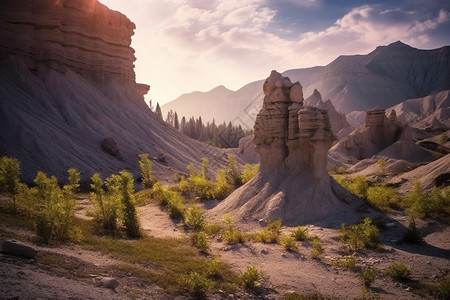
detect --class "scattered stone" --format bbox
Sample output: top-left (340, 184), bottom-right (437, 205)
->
top-left (1, 240), bottom-right (38, 259)
top-left (100, 138), bottom-right (122, 159)
top-left (258, 219), bottom-right (268, 227)
top-left (94, 276), bottom-right (119, 290)
top-left (261, 249), bottom-right (269, 255)
top-left (386, 222), bottom-right (396, 228)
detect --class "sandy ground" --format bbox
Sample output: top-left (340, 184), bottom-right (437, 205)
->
top-left (1, 198), bottom-right (449, 299)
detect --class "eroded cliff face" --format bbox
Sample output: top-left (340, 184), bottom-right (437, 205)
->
top-left (0, 0), bottom-right (137, 85)
top-left (211, 71), bottom-right (356, 226)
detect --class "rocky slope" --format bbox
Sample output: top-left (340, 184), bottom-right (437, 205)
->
top-left (0, 0), bottom-right (226, 183)
top-left (211, 71), bottom-right (358, 226)
top-left (163, 42), bottom-right (450, 128)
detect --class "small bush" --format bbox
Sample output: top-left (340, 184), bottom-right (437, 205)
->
top-left (347, 175), bottom-right (369, 198)
top-left (167, 194), bottom-right (185, 219)
top-left (340, 218), bottom-right (380, 252)
top-left (255, 219), bottom-right (282, 244)
top-left (291, 226), bottom-right (310, 241)
top-left (213, 169), bottom-right (232, 200)
top-left (402, 217), bottom-right (422, 244)
top-left (360, 267), bottom-right (378, 287)
top-left (222, 214), bottom-right (244, 244)
top-left (331, 256), bottom-right (357, 270)
top-left (184, 271), bottom-right (213, 298)
top-left (241, 266), bottom-right (264, 289)
top-left (366, 185), bottom-right (399, 212)
top-left (438, 278), bottom-right (450, 300)
top-left (385, 263), bottom-right (412, 281)
top-left (226, 154), bottom-right (242, 187)
top-left (280, 235), bottom-right (299, 252)
top-left (242, 163), bottom-right (260, 184)
top-left (310, 237), bottom-right (324, 259)
top-left (185, 205), bottom-right (206, 232)
top-left (138, 153), bottom-right (157, 188)
top-left (191, 231), bottom-right (209, 252)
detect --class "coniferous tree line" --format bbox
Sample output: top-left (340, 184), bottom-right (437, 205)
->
top-left (164, 109), bottom-right (252, 148)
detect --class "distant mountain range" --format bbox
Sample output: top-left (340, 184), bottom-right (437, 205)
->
top-left (162, 41), bottom-right (450, 129)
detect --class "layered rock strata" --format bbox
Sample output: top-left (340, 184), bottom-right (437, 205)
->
top-left (211, 71), bottom-right (356, 226)
top-left (0, 0), bottom-right (137, 85)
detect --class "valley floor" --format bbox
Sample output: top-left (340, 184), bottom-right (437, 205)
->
top-left (1, 196), bottom-right (449, 299)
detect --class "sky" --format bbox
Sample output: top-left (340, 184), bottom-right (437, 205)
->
top-left (99, 0), bottom-right (450, 106)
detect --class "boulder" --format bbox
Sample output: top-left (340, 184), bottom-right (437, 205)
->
top-left (1, 240), bottom-right (38, 259)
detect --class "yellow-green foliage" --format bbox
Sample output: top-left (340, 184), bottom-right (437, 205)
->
top-left (255, 219), bottom-right (282, 243)
top-left (222, 214), bottom-right (244, 244)
top-left (331, 256), bottom-right (357, 269)
top-left (385, 263), bottom-right (412, 281)
top-left (138, 153), bottom-right (157, 188)
top-left (241, 266), bottom-right (264, 289)
top-left (405, 182), bottom-right (450, 222)
top-left (347, 175), bottom-right (370, 198)
top-left (377, 157), bottom-right (386, 176)
top-left (280, 234), bottom-right (299, 252)
top-left (214, 169), bottom-right (232, 200)
top-left (152, 182), bottom-right (185, 219)
top-left (90, 173), bottom-right (119, 231)
top-left (184, 205), bottom-right (206, 232)
top-left (0, 156), bottom-right (21, 213)
top-left (291, 226), bottom-right (310, 241)
top-left (191, 231), bottom-right (209, 252)
top-left (17, 170), bottom-right (78, 243)
top-left (340, 218), bottom-right (380, 252)
top-left (114, 171), bottom-right (141, 238)
top-left (184, 271), bottom-right (213, 297)
top-left (309, 237), bottom-right (324, 259)
top-left (366, 185), bottom-right (399, 212)
top-left (242, 163), bottom-right (260, 184)
top-left (360, 267), bottom-right (378, 287)
top-left (226, 154), bottom-right (242, 187)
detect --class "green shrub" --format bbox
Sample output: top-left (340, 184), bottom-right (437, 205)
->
top-left (241, 266), bottom-right (264, 289)
top-left (115, 171), bottom-right (141, 238)
top-left (167, 194), bottom-right (185, 219)
top-left (385, 263), bottom-right (412, 281)
top-left (191, 231), bottom-right (209, 252)
top-left (366, 185), bottom-right (399, 212)
top-left (242, 163), bottom-right (259, 184)
top-left (226, 154), bottom-right (242, 187)
top-left (0, 156), bottom-right (21, 213)
top-left (185, 205), bottom-right (206, 232)
top-left (291, 226), bottom-right (310, 241)
top-left (377, 157), bottom-right (386, 176)
top-left (255, 219), bottom-right (282, 243)
top-left (213, 169), bottom-right (232, 200)
top-left (184, 271), bottom-right (213, 298)
top-left (438, 278), bottom-right (450, 300)
top-left (331, 256), bottom-right (357, 270)
top-left (402, 217), bottom-right (422, 244)
top-left (222, 214), bottom-right (244, 244)
top-left (310, 237), bottom-right (324, 259)
top-left (360, 267), bottom-right (378, 287)
top-left (25, 170), bottom-right (78, 243)
top-left (340, 218), bottom-right (380, 252)
top-left (405, 182), bottom-right (450, 222)
top-left (138, 153), bottom-right (157, 188)
top-left (347, 175), bottom-right (369, 198)
top-left (91, 173), bottom-right (119, 232)
top-left (280, 234), bottom-right (299, 252)
top-left (283, 291), bottom-right (333, 300)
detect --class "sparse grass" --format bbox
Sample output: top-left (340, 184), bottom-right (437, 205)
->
top-left (184, 271), bottom-right (213, 298)
top-left (385, 263), bottom-right (412, 282)
top-left (241, 266), bottom-right (265, 289)
top-left (191, 231), bottom-right (210, 253)
top-left (340, 218), bottom-right (380, 252)
top-left (359, 267), bottom-right (378, 287)
top-left (280, 234), bottom-right (299, 252)
top-left (222, 214), bottom-right (245, 244)
top-left (331, 256), bottom-right (357, 270)
top-left (309, 237), bottom-right (324, 259)
top-left (255, 219), bottom-right (282, 243)
top-left (291, 226), bottom-right (310, 241)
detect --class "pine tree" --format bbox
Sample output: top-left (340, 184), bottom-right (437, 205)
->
top-left (155, 102), bottom-right (162, 119)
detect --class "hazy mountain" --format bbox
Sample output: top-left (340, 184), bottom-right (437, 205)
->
top-left (163, 41), bottom-right (450, 129)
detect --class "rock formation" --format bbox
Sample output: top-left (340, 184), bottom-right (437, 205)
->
top-left (0, 0), bottom-right (227, 183)
top-left (304, 89), bottom-right (350, 138)
top-left (0, 0), bottom-right (138, 86)
top-left (329, 107), bottom-right (402, 161)
top-left (211, 71), bottom-right (357, 226)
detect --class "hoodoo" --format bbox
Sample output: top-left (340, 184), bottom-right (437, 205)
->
top-left (211, 71), bottom-right (356, 226)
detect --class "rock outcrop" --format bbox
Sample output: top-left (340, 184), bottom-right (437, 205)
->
top-left (330, 107), bottom-right (402, 161)
top-left (304, 89), bottom-right (350, 138)
top-left (0, 0), bottom-right (227, 183)
top-left (211, 71), bottom-right (357, 226)
top-left (0, 0), bottom-right (138, 86)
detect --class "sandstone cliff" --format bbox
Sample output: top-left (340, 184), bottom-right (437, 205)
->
top-left (0, 0), bottom-right (227, 183)
top-left (211, 71), bottom-right (357, 226)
